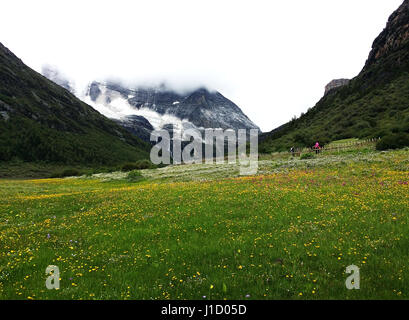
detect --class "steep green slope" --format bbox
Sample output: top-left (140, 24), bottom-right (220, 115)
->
top-left (260, 0), bottom-right (409, 152)
top-left (0, 43), bottom-right (150, 165)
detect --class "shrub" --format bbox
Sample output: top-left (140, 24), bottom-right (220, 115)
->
top-left (50, 168), bottom-right (82, 178)
top-left (121, 162), bottom-right (140, 172)
top-left (134, 159), bottom-right (154, 169)
top-left (300, 153), bottom-right (314, 160)
top-left (127, 170), bottom-right (144, 182)
top-left (83, 169), bottom-right (94, 177)
top-left (376, 133), bottom-right (409, 151)
top-left (96, 167), bottom-right (117, 173)
top-left (121, 160), bottom-right (154, 172)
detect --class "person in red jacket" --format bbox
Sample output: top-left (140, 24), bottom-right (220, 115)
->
top-left (314, 142), bottom-right (320, 154)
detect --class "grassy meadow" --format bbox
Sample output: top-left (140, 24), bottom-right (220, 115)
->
top-left (0, 147), bottom-right (408, 300)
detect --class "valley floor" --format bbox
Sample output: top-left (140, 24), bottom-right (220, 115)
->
top-left (0, 148), bottom-right (408, 299)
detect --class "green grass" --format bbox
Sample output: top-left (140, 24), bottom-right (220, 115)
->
top-left (0, 149), bottom-right (408, 300)
top-left (327, 138), bottom-right (360, 147)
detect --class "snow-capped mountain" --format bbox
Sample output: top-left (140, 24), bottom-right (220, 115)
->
top-left (40, 66), bottom-right (260, 142)
top-left (82, 81), bottom-right (260, 142)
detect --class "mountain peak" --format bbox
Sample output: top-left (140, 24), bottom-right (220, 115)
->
top-left (363, 0), bottom-right (409, 70)
top-left (82, 81), bottom-right (260, 135)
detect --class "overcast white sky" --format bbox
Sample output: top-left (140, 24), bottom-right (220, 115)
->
top-left (0, 0), bottom-right (404, 132)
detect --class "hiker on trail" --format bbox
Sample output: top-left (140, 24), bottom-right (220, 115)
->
top-left (290, 146), bottom-right (295, 157)
top-left (314, 142), bottom-right (320, 154)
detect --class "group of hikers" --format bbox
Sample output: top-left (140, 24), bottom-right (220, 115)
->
top-left (290, 142), bottom-right (321, 156)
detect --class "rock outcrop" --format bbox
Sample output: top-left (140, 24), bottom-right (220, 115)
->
top-left (364, 0), bottom-right (409, 70)
top-left (324, 79), bottom-right (350, 95)
top-left (113, 115), bottom-right (154, 143)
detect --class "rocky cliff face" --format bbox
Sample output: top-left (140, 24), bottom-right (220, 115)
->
top-left (324, 79), bottom-right (350, 95)
top-left (325, 1), bottom-right (409, 96)
top-left (363, 0), bottom-right (409, 70)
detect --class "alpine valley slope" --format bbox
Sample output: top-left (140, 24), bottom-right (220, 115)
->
top-left (259, 0), bottom-right (409, 152)
top-left (0, 43), bottom-right (150, 165)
